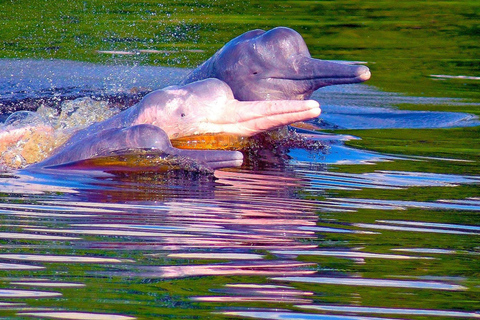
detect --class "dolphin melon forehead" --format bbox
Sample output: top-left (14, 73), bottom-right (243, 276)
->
top-left (215, 27), bottom-right (310, 69)
top-left (253, 27), bottom-right (310, 57)
top-left (139, 79), bottom-right (235, 113)
top-left (161, 78), bottom-right (236, 104)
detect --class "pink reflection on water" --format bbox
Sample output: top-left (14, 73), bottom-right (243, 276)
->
top-left (137, 261), bottom-right (316, 279)
top-left (193, 296), bottom-right (312, 303)
top-left (192, 282), bottom-right (314, 304)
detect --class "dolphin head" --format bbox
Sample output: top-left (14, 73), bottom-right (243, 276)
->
top-left (183, 27), bottom-right (371, 101)
top-left (132, 78), bottom-right (321, 138)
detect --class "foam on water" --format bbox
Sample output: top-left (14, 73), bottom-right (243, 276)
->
top-left (0, 97), bottom-right (122, 169)
top-left (0, 59), bottom-right (188, 111)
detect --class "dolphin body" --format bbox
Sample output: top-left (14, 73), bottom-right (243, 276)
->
top-left (182, 27), bottom-right (371, 101)
top-left (30, 124), bottom-right (244, 171)
top-left (30, 78), bottom-right (320, 169)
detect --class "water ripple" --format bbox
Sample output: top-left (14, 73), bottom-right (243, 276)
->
top-left (0, 263), bottom-right (44, 270)
top-left (271, 249), bottom-right (432, 260)
top-left (10, 281), bottom-right (85, 288)
top-left (297, 304), bottom-right (480, 318)
top-left (0, 232), bottom-right (80, 240)
top-left (17, 311), bottom-right (136, 320)
top-left (355, 222), bottom-right (480, 235)
top-left (220, 310), bottom-right (398, 320)
top-left (0, 135), bottom-right (479, 319)
top-left (135, 261), bottom-right (316, 279)
top-left (331, 197), bottom-right (480, 212)
top-left (0, 254), bottom-right (129, 264)
top-left (271, 276), bottom-right (467, 291)
top-left (0, 289), bottom-right (62, 298)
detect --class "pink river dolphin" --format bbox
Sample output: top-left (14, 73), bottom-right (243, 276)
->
top-left (182, 27), bottom-right (371, 101)
top-left (29, 78), bottom-right (320, 170)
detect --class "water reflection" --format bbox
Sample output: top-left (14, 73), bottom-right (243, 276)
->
top-left (298, 305), bottom-right (480, 319)
top-left (0, 254), bottom-right (128, 264)
top-left (193, 283), bottom-right (313, 304)
top-left (0, 263), bottom-right (44, 270)
top-left (136, 261), bottom-right (316, 279)
top-left (9, 281), bottom-right (85, 288)
top-left (271, 276), bottom-right (467, 291)
top-left (18, 312), bottom-right (136, 320)
top-left (1, 93), bottom-right (480, 319)
top-left (0, 289), bottom-right (62, 298)
top-left (221, 310), bottom-right (400, 320)
top-left (311, 85), bottom-right (480, 129)
top-left (1, 161), bottom-right (479, 319)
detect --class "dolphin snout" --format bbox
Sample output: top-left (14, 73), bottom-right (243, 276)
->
top-left (355, 65), bottom-right (371, 82)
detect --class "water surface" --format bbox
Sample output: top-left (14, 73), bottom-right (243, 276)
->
top-left (1, 0), bottom-right (480, 319)
top-left (1, 150), bottom-right (479, 319)
top-left (1, 62), bottom-right (479, 319)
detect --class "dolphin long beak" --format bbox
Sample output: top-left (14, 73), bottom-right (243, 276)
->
top-left (299, 57), bottom-right (371, 87)
top-left (218, 99), bottom-right (321, 137)
top-left (267, 57), bottom-right (370, 89)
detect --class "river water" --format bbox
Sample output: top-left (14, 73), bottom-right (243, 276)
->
top-left (1, 59), bottom-right (479, 319)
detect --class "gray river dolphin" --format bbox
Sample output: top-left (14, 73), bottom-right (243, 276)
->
top-left (182, 27), bottom-right (371, 101)
top-left (30, 78), bottom-right (320, 169)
